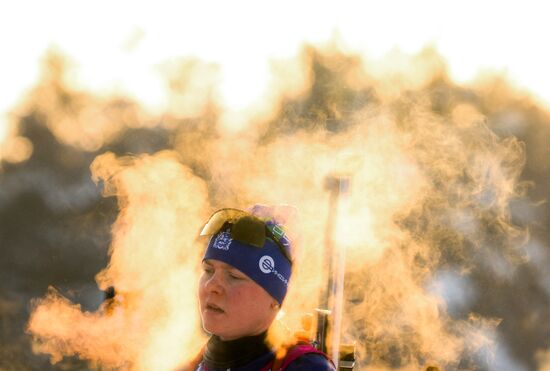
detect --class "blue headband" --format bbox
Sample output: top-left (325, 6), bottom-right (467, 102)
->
top-left (203, 230), bottom-right (292, 304)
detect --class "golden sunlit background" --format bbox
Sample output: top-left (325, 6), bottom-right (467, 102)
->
top-left (1, 1), bottom-right (550, 370)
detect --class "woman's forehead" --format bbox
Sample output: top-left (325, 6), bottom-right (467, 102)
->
top-left (203, 259), bottom-right (240, 272)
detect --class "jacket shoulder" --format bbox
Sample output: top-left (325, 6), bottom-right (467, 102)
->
top-left (284, 352), bottom-right (336, 370)
top-left (275, 344), bottom-right (335, 371)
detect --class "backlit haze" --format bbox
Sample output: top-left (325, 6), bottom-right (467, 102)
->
top-left (1, 1), bottom-right (550, 370)
top-left (2, 0), bottom-right (550, 145)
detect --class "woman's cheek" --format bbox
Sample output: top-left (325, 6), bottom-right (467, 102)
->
top-left (230, 285), bottom-right (252, 308)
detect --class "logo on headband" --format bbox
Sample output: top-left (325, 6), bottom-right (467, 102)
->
top-left (259, 255), bottom-right (275, 273)
top-left (259, 255), bottom-right (289, 287)
top-left (213, 231), bottom-right (231, 251)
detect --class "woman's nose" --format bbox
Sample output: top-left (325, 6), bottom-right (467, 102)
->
top-left (204, 272), bottom-right (225, 294)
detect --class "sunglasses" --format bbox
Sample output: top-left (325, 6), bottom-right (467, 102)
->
top-left (200, 208), bottom-right (293, 264)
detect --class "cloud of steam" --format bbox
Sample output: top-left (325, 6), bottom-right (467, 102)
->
top-left (24, 47), bottom-right (530, 369)
top-left (538, 348), bottom-right (550, 371)
top-left (28, 151), bottom-right (210, 369)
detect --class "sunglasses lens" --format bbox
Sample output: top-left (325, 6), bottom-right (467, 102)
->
top-left (200, 208), bottom-right (293, 264)
top-left (231, 216), bottom-right (266, 248)
top-left (200, 208), bottom-right (248, 236)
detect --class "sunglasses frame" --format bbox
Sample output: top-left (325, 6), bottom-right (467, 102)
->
top-left (200, 208), bottom-right (293, 264)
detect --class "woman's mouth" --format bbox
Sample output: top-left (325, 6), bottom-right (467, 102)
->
top-left (205, 303), bottom-right (225, 313)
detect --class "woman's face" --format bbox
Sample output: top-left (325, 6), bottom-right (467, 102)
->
top-left (199, 259), bottom-right (278, 341)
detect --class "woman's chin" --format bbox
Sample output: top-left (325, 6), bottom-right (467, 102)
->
top-left (202, 322), bottom-right (242, 341)
top-left (202, 318), bottom-right (227, 336)
top-left (202, 308), bottom-right (226, 328)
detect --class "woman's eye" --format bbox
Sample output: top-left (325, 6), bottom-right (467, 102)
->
top-left (229, 273), bottom-right (244, 280)
top-left (203, 267), bottom-right (214, 275)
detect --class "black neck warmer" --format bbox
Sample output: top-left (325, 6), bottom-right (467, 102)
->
top-left (203, 331), bottom-right (272, 369)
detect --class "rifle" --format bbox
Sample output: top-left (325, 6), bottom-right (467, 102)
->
top-left (313, 175), bottom-right (356, 370)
